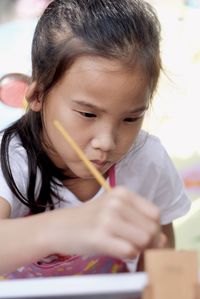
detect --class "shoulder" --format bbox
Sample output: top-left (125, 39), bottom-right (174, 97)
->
top-left (116, 130), bottom-right (167, 174)
top-left (0, 132), bottom-right (28, 165)
top-left (0, 133), bottom-right (30, 218)
top-left (115, 130), bottom-right (191, 224)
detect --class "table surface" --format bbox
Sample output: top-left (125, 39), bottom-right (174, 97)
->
top-left (0, 272), bottom-right (146, 299)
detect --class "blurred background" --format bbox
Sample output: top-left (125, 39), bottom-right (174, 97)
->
top-left (0, 0), bottom-right (200, 261)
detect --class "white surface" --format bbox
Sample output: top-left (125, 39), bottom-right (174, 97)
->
top-left (0, 272), bottom-right (147, 298)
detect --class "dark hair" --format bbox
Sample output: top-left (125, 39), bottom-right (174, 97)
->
top-left (1, 0), bottom-right (162, 214)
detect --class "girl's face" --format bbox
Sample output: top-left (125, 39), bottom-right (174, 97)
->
top-left (34, 57), bottom-right (150, 178)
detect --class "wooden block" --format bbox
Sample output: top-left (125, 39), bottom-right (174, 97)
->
top-left (142, 249), bottom-right (199, 299)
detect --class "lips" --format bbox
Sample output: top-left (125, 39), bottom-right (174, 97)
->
top-left (91, 160), bottom-right (108, 167)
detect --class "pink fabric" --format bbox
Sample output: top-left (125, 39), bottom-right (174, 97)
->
top-left (4, 255), bottom-right (129, 279)
top-left (3, 166), bottom-right (129, 279)
top-left (108, 165), bottom-right (116, 188)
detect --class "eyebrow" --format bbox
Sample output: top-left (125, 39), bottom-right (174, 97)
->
top-left (72, 100), bottom-right (106, 113)
top-left (72, 100), bottom-right (148, 114)
top-left (129, 106), bottom-right (148, 114)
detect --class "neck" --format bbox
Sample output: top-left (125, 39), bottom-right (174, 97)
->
top-left (63, 177), bottom-right (106, 202)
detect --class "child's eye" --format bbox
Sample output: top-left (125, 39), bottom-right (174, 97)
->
top-left (79, 111), bottom-right (97, 118)
top-left (124, 116), bottom-right (142, 123)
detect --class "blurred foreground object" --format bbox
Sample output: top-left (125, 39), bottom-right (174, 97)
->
top-left (142, 250), bottom-right (199, 299)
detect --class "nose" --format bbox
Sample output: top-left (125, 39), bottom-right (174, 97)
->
top-left (91, 130), bottom-right (116, 153)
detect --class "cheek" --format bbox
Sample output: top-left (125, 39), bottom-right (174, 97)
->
top-left (60, 120), bottom-right (92, 156)
top-left (118, 123), bottom-right (143, 152)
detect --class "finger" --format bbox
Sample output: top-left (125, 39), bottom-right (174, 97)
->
top-left (112, 186), bottom-right (160, 223)
top-left (119, 202), bottom-right (160, 238)
top-left (112, 218), bottom-right (158, 251)
top-left (130, 194), bottom-right (160, 222)
top-left (107, 189), bottom-right (160, 237)
top-left (155, 232), bottom-right (168, 248)
top-left (95, 205), bottom-right (158, 252)
top-left (94, 236), bottom-right (140, 259)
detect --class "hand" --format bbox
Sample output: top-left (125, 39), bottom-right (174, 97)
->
top-left (46, 186), bottom-right (165, 259)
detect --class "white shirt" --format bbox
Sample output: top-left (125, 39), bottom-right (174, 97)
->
top-left (0, 130), bottom-right (190, 222)
top-left (0, 131), bottom-right (191, 271)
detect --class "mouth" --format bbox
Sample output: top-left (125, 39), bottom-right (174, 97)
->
top-left (90, 160), bottom-right (109, 168)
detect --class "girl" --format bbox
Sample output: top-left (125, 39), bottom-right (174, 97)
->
top-left (0, 0), bottom-right (190, 278)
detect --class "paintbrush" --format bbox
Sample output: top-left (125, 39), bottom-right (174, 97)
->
top-left (53, 120), bottom-right (111, 192)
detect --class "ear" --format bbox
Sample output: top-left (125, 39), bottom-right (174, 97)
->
top-left (26, 82), bottom-right (42, 112)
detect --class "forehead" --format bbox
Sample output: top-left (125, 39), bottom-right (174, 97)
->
top-left (66, 55), bottom-right (148, 82)
top-left (56, 56), bottom-right (150, 108)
